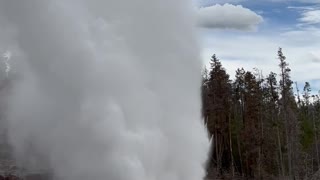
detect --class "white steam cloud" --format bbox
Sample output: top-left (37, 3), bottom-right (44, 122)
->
top-left (0, 0), bottom-right (208, 180)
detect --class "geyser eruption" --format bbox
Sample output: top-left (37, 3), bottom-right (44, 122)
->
top-left (0, 0), bottom-right (208, 179)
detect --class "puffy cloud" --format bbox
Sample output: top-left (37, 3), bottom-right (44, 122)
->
top-left (197, 4), bottom-right (263, 31)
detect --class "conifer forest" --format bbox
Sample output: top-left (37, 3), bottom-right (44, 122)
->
top-left (202, 48), bottom-right (320, 179)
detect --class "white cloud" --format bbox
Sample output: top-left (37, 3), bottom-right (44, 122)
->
top-left (197, 4), bottom-right (263, 31)
top-left (287, 6), bottom-right (317, 10)
top-left (299, 10), bottom-right (320, 24)
top-left (196, 0), bottom-right (246, 6)
top-left (202, 0), bottom-right (245, 4)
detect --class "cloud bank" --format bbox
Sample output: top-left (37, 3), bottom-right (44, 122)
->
top-left (197, 4), bottom-right (263, 31)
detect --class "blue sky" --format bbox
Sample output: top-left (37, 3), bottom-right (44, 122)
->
top-left (197, 0), bottom-right (320, 94)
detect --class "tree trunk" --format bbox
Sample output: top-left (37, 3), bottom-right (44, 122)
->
top-left (277, 124), bottom-right (285, 177)
top-left (229, 114), bottom-right (235, 177)
top-left (258, 104), bottom-right (263, 180)
top-left (312, 110), bottom-right (320, 169)
top-left (237, 134), bottom-right (243, 176)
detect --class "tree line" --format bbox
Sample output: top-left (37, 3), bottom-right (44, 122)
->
top-left (202, 48), bottom-right (320, 179)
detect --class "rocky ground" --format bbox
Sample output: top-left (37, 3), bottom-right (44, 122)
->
top-left (0, 172), bottom-right (51, 180)
top-left (0, 173), bottom-right (51, 180)
top-left (0, 160), bottom-right (51, 180)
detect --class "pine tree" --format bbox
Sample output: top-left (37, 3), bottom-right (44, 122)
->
top-left (242, 71), bottom-right (261, 178)
top-left (202, 67), bottom-right (210, 129)
top-left (278, 48), bottom-right (299, 178)
top-left (205, 54), bottom-right (233, 177)
top-left (232, 68), bottom-right (246, 176)
top-left (263, 72), bottom-right (284, 176)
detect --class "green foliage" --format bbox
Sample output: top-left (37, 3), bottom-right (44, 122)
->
top-left (300, 117), bottom-right (314, 151)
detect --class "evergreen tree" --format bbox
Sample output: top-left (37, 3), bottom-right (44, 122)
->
top-left (262, 72), bottom-right (284, 176)
top-left (205, 54), bottom-right (232, 177)
top-left (232, 68), bottom-right (246, 176)
top-left (242, 71), bottom-right (261, 178)
top-left (278, 47), bottom-right (299, 178)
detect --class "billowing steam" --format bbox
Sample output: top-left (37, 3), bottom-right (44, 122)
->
top-left (0, 1), bottom-right (208, 180)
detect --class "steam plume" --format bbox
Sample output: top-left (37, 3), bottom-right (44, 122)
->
top-left (0, 1), bottom-right (208, 179)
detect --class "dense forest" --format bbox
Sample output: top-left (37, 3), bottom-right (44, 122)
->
top-left (202, 48), bottom-right (320, 179)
